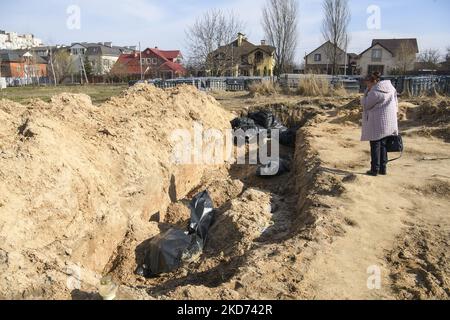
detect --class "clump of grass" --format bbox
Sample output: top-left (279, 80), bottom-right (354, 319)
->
top-left (297, 75), bottom-right (331, 96)
top-left (332, 81), bottom-right (348, 97)
top-left (248, 81), bottom-right (279, 96)
top-left (296, 75), bottom-right (349, 97)
top-left (425, 87), bottom-right (443, 99)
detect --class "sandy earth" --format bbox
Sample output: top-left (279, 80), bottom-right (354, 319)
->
top-left (0, 86), bottom-right (448, 300)
top-left (293, 109), bottom-right (449, 299)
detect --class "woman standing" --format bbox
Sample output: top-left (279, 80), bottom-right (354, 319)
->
top-left (361, 72), bottom-right (399, 176)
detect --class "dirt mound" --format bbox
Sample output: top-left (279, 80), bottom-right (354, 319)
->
top-left (334, 98), bottom-right (363, 124)
top-left (207, 188), bottom-right (273, 254)
top-left (332, 97), bottom-right (450, 131)
top-left (333, 98), bottom-right (415, 124)
top-left (0, 84), bottom-right (233, 299)
top-left (413, 99), bottom-right (450, 125)
top-left (404, 126), bottom-right (450, 143)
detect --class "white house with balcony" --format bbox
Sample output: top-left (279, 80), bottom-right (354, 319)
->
top-left (69, 42), bottom-right (134, 77)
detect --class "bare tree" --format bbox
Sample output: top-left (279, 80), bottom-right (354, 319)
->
top-left (321, 0), bottom-right (351, 75)
top-left (262, 0), bottom-right (299, 75)
top-left (109, 60), bottom-right (129, 82)
top-left (49, 49), bottom-right (75, 84)
top-left (395, 42), bottom-right (417, 75)
top-left (185, 9), bottom-right (244, 76)
top-left (418, 49), bottom-right (441, 70)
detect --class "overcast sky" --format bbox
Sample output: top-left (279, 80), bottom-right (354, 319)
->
top-left (1, 0), bottom-right (449, 61)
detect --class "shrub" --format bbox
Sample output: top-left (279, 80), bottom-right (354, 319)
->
top-left (296, 75), bottom-right (349, 97)
top-left (297, 75), bottom-right (331, 96)
top-left (248, 81), bottom-right (279, 96)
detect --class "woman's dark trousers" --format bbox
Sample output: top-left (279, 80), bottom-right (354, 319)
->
top-left (370, 138), bottom-right (388, 173)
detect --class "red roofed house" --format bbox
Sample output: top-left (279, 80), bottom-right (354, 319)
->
top-left (111, 47), bottom-right (186, 80)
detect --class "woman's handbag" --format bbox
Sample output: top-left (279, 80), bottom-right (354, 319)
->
top-left (386, 134), bottom-right (403, 162)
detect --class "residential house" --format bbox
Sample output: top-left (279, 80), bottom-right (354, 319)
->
top-left (304, 41), bottom-right (355, 75)
top-left (32, 45), bottom-right (69, 62)
top-left (414, 61), bottom-right (439, 75)
top-left (0, 49), bottom-right (48, 85)
top-left (208, 33), bottom-right (275, 77)
top-left (69, 42), bottom-right (134, 80)
top-left (357, 38), bottom-right (419, 76)
top-left (112, 47), bottom-right (186, 80)
top-left (347, 53), bottom-right (359, 75)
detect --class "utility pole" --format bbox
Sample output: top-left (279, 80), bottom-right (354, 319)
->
top-left (344, 35), bottom-right (348, 76)
top-left (79, 55), bottom-right (89, 84)
top-left (304, 52), bottom-right (307, 74)
top-left (231, 45), bottom-right (234, 77)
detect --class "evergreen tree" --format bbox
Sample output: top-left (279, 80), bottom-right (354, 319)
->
top-left (83, 56), bottom-right (93, 79)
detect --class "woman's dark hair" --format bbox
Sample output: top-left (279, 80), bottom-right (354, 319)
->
top-left (365, 72), bottom-right (381, 83)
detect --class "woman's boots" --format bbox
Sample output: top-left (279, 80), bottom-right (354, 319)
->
top-left (366, 167), bottom-right (387, 176)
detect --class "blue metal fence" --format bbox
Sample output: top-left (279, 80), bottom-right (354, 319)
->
top-left (380, 76), bottom-right (450, 96)
top-left (146, 76), bottom-right (275, 91)
top-left (147, 75), bottom-right (450, 95)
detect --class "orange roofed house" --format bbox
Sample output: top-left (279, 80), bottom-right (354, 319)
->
top-left (0, 49), bottom-right (48, 85)
top-left (111, 47), bottom-right (186, 80)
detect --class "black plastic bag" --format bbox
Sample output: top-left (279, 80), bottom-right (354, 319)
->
top-left (140, 228), bottom-right (193, 276)
top-left (256, 158), bottom-right (291, 177)
top-left (188, 191), bottom-right (215, 241)
top-left (231, 126), bottom-right (264, 145)
top-left (231, 117), bottom-right (256, 129)
top-left (248, 111), bottom-right (277, 129)
top-left (138, 191), bottom-right (215, 277)
top-left (279, 126), bottom-right (300, 147)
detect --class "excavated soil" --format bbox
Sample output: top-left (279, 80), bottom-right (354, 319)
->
top-left (0, 84), bottom-right (323, 300)
top-left (0, 86), bottom-right (448, 300)
top-left (0, 85), bottom-right (234, 299)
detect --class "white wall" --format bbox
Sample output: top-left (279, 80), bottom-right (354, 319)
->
top-left (306, 43), bottom-right (347, 66)
top-left (89, 55), bottom-right (119, 75)
top-left (0, 78), bottom-right (6, 89)
top-left (0, 31), bottom-right (43, 50)
top-left (357, 44), bottom-right (395, 75)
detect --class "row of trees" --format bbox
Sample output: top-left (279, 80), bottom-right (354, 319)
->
top-left (418, 48), bottom-right (450, 70)
top-left (321, 0), bottom-right (351, 75)
top-left (394, 46), bottom-right (450, 75)
top-left (38, 0), bottom-right (450, 83)
top-left (185, 0), bottom-right (352, 76)
top-left (185, 0), bottom-right (450, 76)
top-left (46, 50), bottom-right (93, 84)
